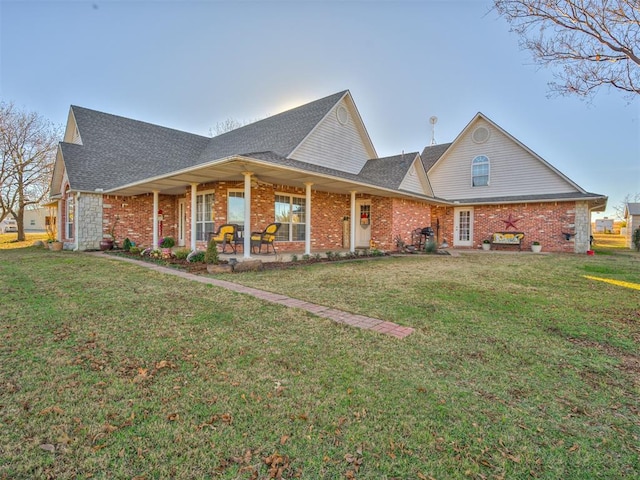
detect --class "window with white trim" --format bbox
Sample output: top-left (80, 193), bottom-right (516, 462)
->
top-left (227, 190), bottom-right (245, 231)
top-left (66, 193), bottom-right (74, 239)
top-left (196, 191), bottom-right (215, 241)
top-left (472, 155), bottom-right (489, 187)
top-left (274, 194), bottom-right (306, 242)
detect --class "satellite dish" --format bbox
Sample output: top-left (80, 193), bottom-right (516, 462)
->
top-left (429, 116), bottom-right (438, 125)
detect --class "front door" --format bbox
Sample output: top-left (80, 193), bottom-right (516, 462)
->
top-left (355, 200), bottom-right (371, 248)
top-left (178, 199), bottom-right (186, 247)
top-left (453, 207), bottom-right (473, 247)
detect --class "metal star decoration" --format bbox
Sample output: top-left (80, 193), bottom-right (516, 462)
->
top-left (501, 213), bottom-right (521, 230)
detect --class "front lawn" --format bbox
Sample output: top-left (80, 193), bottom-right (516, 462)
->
top-left (1, 246), bottom-right (638, 478)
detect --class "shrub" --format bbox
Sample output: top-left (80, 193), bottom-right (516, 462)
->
top-left (633, 227), bottom-right (640, 252)
top-left (160, 237), bottom-right (175, 248)
top-left (424, 241), bottom-right (438, 253)
top-left (174, 248), bottom-right (191, 260)
top-left (204, 239), bottom-right (219, 264)
top-left (188, 251), bottom-right (205, 263)
top-left (122, 238), bottom-right (132, 251)
top-left (290, 254), bottom-right (298, 262)
top-left (129, 246), bottom-right (141, 255)
top-left (302, 254), bottom-right (311, 261)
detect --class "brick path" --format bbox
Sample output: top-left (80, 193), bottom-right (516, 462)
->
top-left (97, 253), bottom-right (414, 339)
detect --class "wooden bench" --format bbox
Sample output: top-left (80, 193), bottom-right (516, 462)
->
top-left (491, 232), bottom-right (524, 251)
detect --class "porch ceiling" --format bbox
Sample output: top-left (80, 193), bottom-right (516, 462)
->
top-left (103, 156), bottom-right (434, 201)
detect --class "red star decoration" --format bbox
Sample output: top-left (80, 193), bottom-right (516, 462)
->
top-left (501, 213), bottom-right (521, 230)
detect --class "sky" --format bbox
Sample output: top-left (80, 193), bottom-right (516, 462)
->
top-left (1, 0), bottom-right (638, 218)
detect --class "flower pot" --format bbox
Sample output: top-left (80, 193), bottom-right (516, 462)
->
top-left (531, 244), bottom-right (542, 253)
top-left (482, 243), bottom-right (491, 251)
top-left (99, 239), bottom-right (114, 251)
top-left (50, 241), bottom-right (63, 251)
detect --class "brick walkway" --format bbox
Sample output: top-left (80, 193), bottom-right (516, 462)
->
top-left (96, 253), bottom-right (415, 339)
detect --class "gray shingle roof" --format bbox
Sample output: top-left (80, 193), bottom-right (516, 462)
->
top-left (450, 192), bottom-right (606, 204)
top-left (62, 91), bottom-right (350, 192)
top-left (198, 91), bottom-right (348, 162)
top-left (627, 203), bottom-right (640, 215)
top-left (359, 153), bottom-right (419, 190)
top-left (420, 143), bottom-right (452, 171)
top-left (63, 106), bottom-right (210, 191)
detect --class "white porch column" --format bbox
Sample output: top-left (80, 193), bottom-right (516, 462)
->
top-left (305, 182), bottom-right (313, 255)
top-left (152, 190), bottom-right (159, 249)
top-left (243, 172), bottom-right (252, 258)
top-left (190, 183), bottom-right (198, 251)
top-left (350, 191), bottom-right (357, 253)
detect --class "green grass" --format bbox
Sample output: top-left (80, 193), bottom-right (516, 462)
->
top-left (1, 244), bottom-right (639, 479)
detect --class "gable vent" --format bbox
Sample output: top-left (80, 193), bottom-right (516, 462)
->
top-left (472, 126), bottom-right (490, 144)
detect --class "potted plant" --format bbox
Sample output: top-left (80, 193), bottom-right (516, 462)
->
top-left (100, 216), bottom-right (119, 250)
top-left (159, 237), bottom-right (175, 258)
top-left (482, 239), bottom-right (491, 251)
top-left (531, 241), bottom-right (542, 253)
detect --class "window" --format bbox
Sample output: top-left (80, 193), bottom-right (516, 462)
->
top-left (275, 194), bottom-right (306, 242)
top-left (66, 193), bottom-right (74, 239)
top-left (30, 219), bottom-right (36, 226)
top-left (196, 191), bottom-right (215, 241)
top-left (227, 190), bottom-right (245, 231)
top-left (472, 155), bottom-right (489, 186)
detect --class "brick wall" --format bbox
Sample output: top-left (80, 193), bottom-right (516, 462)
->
top-left (369, 197), bottom-right (431, 250)
top-left (439, 202), bottom-right (579, 253)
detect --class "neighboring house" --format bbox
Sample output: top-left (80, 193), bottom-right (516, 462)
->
top-left (48, 90), bottom-right (606, 255)
top-left (23, 207), bottom-right (49, 232)
top-left (624, 203), bottom-right (640, 249)
top-left (594, 217), bottom-right (614, 233)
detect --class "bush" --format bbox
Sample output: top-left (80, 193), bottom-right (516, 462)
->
top-left (122, 238), bottom-right (132, 251)
top-left (160, 237), bottom-right (175, 248)
top-left (129, 246), bottom-right (141, 255)
top-left (424, 241), bottom-right (438, 253)
top-left (204, 239), bottom-right (219, 264)
top-left (174, 248), bottom-right (191, 260)
top-left (187, 251), bottom-right (205, 263)
top-left (633, 227), bottom-right (640, 252)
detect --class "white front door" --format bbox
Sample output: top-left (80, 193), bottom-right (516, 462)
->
top-left (454, 207), bottom-right (473, 247)
top-left (178, 199), bottom-right (186, 247)
top-left (355, 200), bottom-right (371, 248)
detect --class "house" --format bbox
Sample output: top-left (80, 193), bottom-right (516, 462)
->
top-left (594, 217), bottom-right (614, 233)
top-left (48, 90), bottom-right (606, 255)
top-left (23, 207), bottom-right (50, 232)
top-left (624, 203), bottom-right (640, 249)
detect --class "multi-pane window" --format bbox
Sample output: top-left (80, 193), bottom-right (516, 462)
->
top-left (66, 193), bottom-right (74, 239)
top-left (196, 192), bottom-right (215, 241)
top-left (227, 190), bottom-right (245, 231)
top-left (472, 155), bottom-right (489, 187)
top-left (275, 194), bottom-right (306, 242)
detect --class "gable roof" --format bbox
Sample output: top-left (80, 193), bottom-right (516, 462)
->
top-left (625, 203), bottom-right (640, 216)
top-left (420, 143), bottom-right (452, 171)
top-left (359, 152), bottom-right (420, 190)
top-left (198, 90), bottom-right (351, 163)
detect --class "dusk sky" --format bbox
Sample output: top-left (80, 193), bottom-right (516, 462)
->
top-left (1, 0), bottom-right (638, 218)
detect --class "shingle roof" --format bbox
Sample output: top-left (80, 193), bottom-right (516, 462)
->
top-left (198, 91), bottom-right (348, 162)
top-left (359, 153), bottom-right (419, 190)
top-left (626, 203), bottom-right (640, 215)
top-left (63, 106), bottom-right (210, 191)
top-left (62, 91), bottom-right (350, 192)
top-left (450, 192), bottom-right (606, 204)
top-left (420, 143), bottom-right (452, 171)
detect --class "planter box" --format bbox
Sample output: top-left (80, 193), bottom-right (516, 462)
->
top-left (531, 244), bottom-right (542, 253)
top-left (206, 264), bottom-right (233, 274)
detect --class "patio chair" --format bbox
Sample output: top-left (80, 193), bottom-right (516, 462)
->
top-left (250, 222), bottom-right (281, 254)
top-left (209, 224), bottom-right (237, 253)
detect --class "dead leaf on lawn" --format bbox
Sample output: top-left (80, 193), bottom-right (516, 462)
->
top-left (39, 405), bottom-right (65, 415)
top-left (39, 443), bottom-right (55, 452)
top-left (569, 443), bottom-right (580, 453)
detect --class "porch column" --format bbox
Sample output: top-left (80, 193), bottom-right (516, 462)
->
top-left (304, 182), bottom-right (313, 255)
top-left (243, 172), bottom-right (252, 258)
top-left (152, 190), bottom-right (159, 249)
top-left (350, 191), bottom-right (356, 253)
top-left (190, 183), bottom-right (197, 251)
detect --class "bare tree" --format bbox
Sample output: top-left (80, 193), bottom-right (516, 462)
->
top-left (614, 192), bottom-right (640, 219)
top-left (494, 0), bottom-right (640, 98)
top-left (209, 118), bottom-right (245, 137)
top-left (0, 102), bottom-right (60, 241)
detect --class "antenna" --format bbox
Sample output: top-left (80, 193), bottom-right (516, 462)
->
top-left (429, 116), bottom-right (438, 146)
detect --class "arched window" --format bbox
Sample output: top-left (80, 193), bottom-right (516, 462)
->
top-left (472, 155), bottom-right (489, 187)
